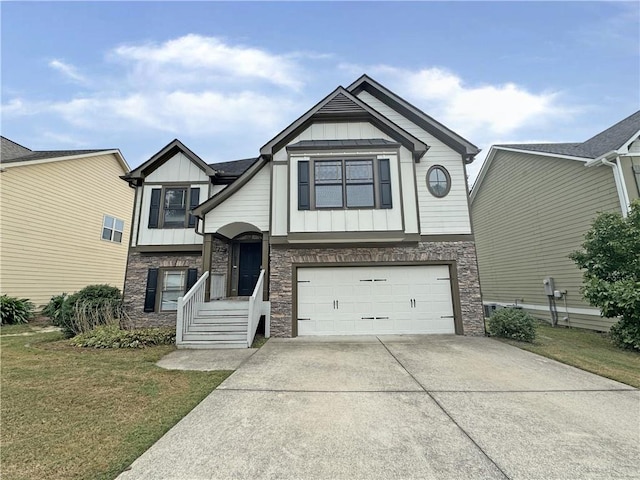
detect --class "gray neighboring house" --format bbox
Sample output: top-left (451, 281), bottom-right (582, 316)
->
top-left (121, 75), bottom-right (486, 347)
top-left (470, 110), bottom-right (640, 331)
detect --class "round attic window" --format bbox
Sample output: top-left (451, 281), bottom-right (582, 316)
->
top-left (426, 165), bottom-right (451, 198)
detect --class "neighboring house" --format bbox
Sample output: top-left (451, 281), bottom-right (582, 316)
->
top-left (0, 137), bottom-right (133, 308)
top-left (470, 111), bottom-right (640, 331)
top-left (121, 75), bottom-right (485, 347)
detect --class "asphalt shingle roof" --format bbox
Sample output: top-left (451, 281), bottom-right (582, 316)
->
top-left (287, 139), bottom-right (400, 149)
top-left (1, 136), bottom-right (112, 164)
top-left (209, 157), bottom-right (258, 176)
top-left (496, 110), bottom-right (640, 159)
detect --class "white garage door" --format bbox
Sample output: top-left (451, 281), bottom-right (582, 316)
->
top-left (297, 265), bottom-right (456, 336)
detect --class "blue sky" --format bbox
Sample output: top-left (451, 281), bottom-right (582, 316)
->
top-left (2, 1), bottom-right (639, 182)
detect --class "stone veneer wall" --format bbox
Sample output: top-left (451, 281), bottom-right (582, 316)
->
top-left (269, 241), bottom-right (484, 337)
top-left (123, 251), bottom-right (202, 327)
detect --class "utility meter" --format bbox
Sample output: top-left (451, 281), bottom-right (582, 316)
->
top-left (543, 277), bottom-right (555, 296)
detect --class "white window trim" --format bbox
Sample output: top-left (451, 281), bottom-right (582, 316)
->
top-left (101, 214), bottom-right (125, 243)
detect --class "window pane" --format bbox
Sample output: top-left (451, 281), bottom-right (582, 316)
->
top-left (103, 215), bottom-right (114, 228)
top-left (428, 167), bottom-right (450, 197)
top-left (315, 161), bottom-right (342, 183)
top-left (346, 184), bottom-right (374, 207)
top-left (113, 231), bottom-right (123, 243)
top-left (160, 290), bottom-right (181, 311)
top-left (346, 160), bottom-right (373, 183)
top-left (164, 208), bottom-right (186, 225)
top-left (164, 271), bottom-right (185, 288)
top-left (315, 185), bottom-right (343, 208)
top-left (114, 219), bottom-right (124, 232)
top-left (102, 228), bottom-right (112, 240)
top-left (165, 189), bottom-right (186, 208)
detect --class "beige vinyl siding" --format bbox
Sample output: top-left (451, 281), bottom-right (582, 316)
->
top-left (356, 91), bottom-right (472, 235)
top-left (0, 154), bottom-right (133, 308)
top-left (203, 163), bottom-right (270, 233)
top-left (471, 150), bottom-right (621, 331)
top-left (620, 155), bottom-right (640, 201)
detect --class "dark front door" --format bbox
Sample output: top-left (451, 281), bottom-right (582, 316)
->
top-left (237, 242), bottom-right (262, 296)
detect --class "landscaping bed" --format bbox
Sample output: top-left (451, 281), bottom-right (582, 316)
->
top-left (1, 326), bottom-right (231, 480)
top-left (500, 322), bottom-right (640, 388)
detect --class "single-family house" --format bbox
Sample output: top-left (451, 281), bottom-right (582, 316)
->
top-left (470, 110), bottom-right (640, 331)
top-left (121, 75), bottom-right (485, 347)
top-left (0, 137), bottom-right (133, 308)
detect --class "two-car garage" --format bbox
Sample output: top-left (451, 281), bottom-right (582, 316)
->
top-left (296, 265), bottom-right (458, 336)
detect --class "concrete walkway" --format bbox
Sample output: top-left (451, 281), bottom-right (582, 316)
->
top-left (119, 336), bottom-right (640, 480)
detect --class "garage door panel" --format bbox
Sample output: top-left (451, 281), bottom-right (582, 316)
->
top-left (296, 266), bottom-right (455, 335)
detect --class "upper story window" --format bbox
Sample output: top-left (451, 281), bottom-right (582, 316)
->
top-left (299, 158), bottom-right (392, 210)
top-left (148, 186), bottom-right (200, 229)
top-left (102, 215), bottom-right (124, 243)
top-left (426, 165), bottom-right (451, 198)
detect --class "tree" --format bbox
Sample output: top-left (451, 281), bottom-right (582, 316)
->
top-left (570, 200), bottom-right (640, 351)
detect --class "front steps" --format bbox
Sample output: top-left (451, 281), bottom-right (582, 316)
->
top-left (178, 299), bottom-right (250, 349)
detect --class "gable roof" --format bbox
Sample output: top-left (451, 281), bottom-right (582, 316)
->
top-left (122, 138), bottom-right (216, 183)
top-left (347, 75), bottom-right (480, 162)
top-left (493, 110), bottom-right (640, 160)
top-left (1, 136), bottom-right (129, 171)
top-left (470, 109), bottom-right (640, 204)
top-left (259, 86), bottom-right (429, 162)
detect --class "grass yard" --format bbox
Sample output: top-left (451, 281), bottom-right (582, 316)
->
top-left (1, 325), bottom-right (231, 480)
top-left (501, 322), bottom-right (640, 388)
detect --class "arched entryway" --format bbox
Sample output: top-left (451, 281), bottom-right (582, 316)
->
top-left (230, 233), bottom-right (263, 296)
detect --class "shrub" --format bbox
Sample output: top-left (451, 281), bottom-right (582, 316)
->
top-left (0, 295), bottom-right (35, 325)
top-left (42, 285), bottom-right (128, 337)
top-left (70, 325), bottom-right (175, 348)
top-left (42, 293), bottom-right (72, 326)
top-left (609, 317), bottom-right (640, 352)
top-left (487, 308), bottom-right (537, 342)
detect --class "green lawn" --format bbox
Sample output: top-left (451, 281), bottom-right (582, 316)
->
top-left (501, 322), bottom-right (640, 388)
top-left (1, 326), bottom-right (231, 480)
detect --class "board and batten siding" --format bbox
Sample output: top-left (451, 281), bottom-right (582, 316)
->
top-left (145, 152), bottom-right (210, 183)
top-left (272, 121), bottom-right (416, 235)
top-left (471, 150), bottom-right (621, 331)
top-left (134, 152), bottom-right (210, 246)
top-left (203, 163), bottom-right (270, 234)
top-left (0, 154), bottom-right (133, 308)
top-left (356, 91), bottom-right (472, 235)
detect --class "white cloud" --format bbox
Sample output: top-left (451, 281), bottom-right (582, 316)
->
top-left (49, 59), bottom-right (87, 83)
top-left (375, 66), bottom-right (570, 138)
top-left (111, 34), bottom-right (304, 90)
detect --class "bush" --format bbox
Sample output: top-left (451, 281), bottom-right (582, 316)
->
top-left (609, 317), bottom-right (640, 352)
top-left (70, 325), bottom-right (175, 348)
top-left (42, 285), bottom-right (128, 337)
top-left (0, 295), bottom-right (35, 325)
top-left (487, 308), bottom-right (537, 342)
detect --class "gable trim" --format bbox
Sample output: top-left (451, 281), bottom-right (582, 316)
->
top-left (470, 146), bottom-right (590, 204)
top-left (1, 149), bottom-right (130, 172)
top-left (123, 139), bottom-right (216, 182)
top-left (259, 87), bottom-right (428, 162)
top-left (192, 156), bottom-right (269, 217)
top-left (347, 74), bottom-right (480, 161)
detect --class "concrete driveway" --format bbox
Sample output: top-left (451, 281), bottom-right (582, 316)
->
top-left (119, 336), bottom-right (639, 480)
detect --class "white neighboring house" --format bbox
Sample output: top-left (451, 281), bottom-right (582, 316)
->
top-left (122, 75), bottom-right (485, 347)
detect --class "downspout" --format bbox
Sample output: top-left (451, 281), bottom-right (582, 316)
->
top-left (602, 157), bottom-right (630, 216)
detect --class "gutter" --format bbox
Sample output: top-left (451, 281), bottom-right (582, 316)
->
top-left (601, 156), bottom-right (631, 216)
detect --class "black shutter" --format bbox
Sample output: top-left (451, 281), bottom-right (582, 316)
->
top-left (298, 161), bottom-right (310, 210)
top-left (143, 268), bottom-right (159, 312)
top-left (148, 189), bottom-right (162, 228)
top-left (379, 159), bottom-right (392, 209)
top-left (188, 188), bottom-right (200, 228)
top-left (185, 268), bottom-right (198, 292)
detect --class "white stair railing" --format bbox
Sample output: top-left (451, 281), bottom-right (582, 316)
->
top-left (247, 269), bottom-right (265, 347)
top-left (176, 271), bottom-right (209, 345)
